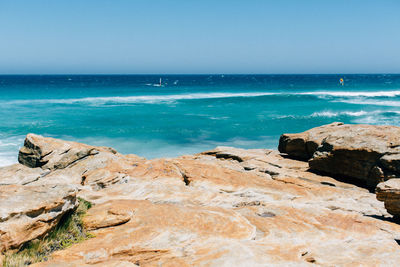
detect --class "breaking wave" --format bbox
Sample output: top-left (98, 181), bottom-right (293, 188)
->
top-left (310, 111), bottom-right (369, 117)
top-left (334, 99), bottom-right (400, 107)
top-left (2, 90), bottom-right (400, 106)
top-left (298, 90), bottom-right (400, 97)
top-left (0, 136), bottom-right (24, 167)
top-left (278, 110), bottom-right (400, 120)
top-left (2, 92), bottom-right (277, 105)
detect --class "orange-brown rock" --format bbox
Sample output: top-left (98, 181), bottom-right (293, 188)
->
top-left (279, 123), bottom-right (400, 187)
top-left (0, 164), bottom-right (48, 186)
top-left (0, 253), bottom-right (4, 267)
top-left (278, 122), bottom-right (344, 160)
top-left (0, 184), bottom-right (77, 252)
top-left (1, 133), bottom-right (400, 266)
top-left (18, 133), bottom-right (116, 170)
top-left (34, 200), bottom-right (255, 266)
top-left (34, 199), bottom-right (400, 267)
top-left (376, 179), bottom-right (400, 217)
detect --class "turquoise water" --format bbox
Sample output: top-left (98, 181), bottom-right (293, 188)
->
top-left (1, 74), bottom-right (400, 166)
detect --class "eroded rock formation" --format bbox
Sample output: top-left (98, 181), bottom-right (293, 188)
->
top-left (0, 184), bottom-right (77, 252)
top-left (376, 179), bottom-right (400, 217)
top-left (279, 122), bottom-right (400, 187)
top-left (1, 129), bottom-right (400, 266)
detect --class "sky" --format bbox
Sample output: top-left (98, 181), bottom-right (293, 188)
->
top-left (0, 0), bottom-right (399, 74)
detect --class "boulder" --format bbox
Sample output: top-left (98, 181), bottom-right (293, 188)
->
top-left (0, 184), bottom-right (77, 252)
top-left (18, 133), bottom-right (116, 170)
top-left (278, 122), bottom-right (344, 160)
top-left (280, 123), bottom-right (400, 187)
top-left (376, 179), bottom-right (400, 217)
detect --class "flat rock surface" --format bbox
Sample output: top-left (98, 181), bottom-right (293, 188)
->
top-left (0, 164), bottom-right (48, 186)
top-left (1, 133), bottom-right (400, 266)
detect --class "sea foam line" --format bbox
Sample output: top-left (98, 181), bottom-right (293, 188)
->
top-left (310, 111), bottom-right (369, 117)
top-left (0, 136), bottom-right (24, 167)
top-left (2, 92), bottom-right (277, 105)
top-left (278, 110), bottom-right (400, 119)
top-left (3, 90), bottom-right (400, 105)
top-left (298, 90), bottom-right (400, 97)
top-left (334, 99), bottom-right (400, 107)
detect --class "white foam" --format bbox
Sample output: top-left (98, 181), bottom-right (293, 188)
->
top-left (336, 99), bottom-right (400, 107)
top-left (4, 92), bottom-right (277, 105)
top-left (310, 111), bottom-right (368, 118)
top-left (279, 109), bottom-right (400, 120)
top-left (299, 90), bottom-right (400, 97)
top-left (0, 136), bottom-right (24, 167)
top-left (353, 116), bottom-right (382, 124)
top-left (310, 111), bottom-right (338, 118)
top-left (0, 153), bottom-right (17, 167)
top-left (3, 90), bottom-right (400, 106)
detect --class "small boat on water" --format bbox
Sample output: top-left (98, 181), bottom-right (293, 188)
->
top-left (145, 78), bottom-right (165, 87)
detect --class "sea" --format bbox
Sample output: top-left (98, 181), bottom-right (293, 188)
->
top-left (1, 74), bottom-right (400, 167)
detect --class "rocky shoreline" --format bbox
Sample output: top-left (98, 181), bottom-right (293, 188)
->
top-left (1, 123), bottom-right (400, 266)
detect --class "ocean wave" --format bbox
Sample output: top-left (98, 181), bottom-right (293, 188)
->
top-left (335, 99), bottom-right (400, 107)
top-left (310, 111), bottom-right (369, 118)
top-left (0, 153), bottom-right (17, 167)
top-left (0, 136), bottom-right (23, 167)
top-left (2, 90), bottom-right (400, 106)
top-left (278, 110), bottom-right (400, 120)
top-left (299, 90), bottom-right (400, 97)
top-left (3, 92), bottom-right (277, 105)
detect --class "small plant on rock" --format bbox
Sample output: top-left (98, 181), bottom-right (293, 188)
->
top-left (4, 197), bottom-right (94, 267)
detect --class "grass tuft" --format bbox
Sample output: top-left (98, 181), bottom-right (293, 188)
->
top-left (3, 197), bottom-right (93, 267)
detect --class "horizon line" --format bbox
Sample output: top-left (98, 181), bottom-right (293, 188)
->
top-left (0, 73), bottom-right (399, 76)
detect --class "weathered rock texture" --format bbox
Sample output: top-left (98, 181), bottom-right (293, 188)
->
top-left (0, 184), bottom-right (77, 252)
top-left (278, 122), bottom-right (344, 160)
top-left (18, 133), bottom-right (116, 170)
top-left (0, 253), bottom-right (4, 267)
top-left (376, 179), bottom-right (400, 217)
top-left (1, 131), bottom-right (400, 266)
top-left (279, 122), bottom-right (400, 187)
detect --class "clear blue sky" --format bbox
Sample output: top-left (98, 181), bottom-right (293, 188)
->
top-left (0, 0), bottom-right (399, 74)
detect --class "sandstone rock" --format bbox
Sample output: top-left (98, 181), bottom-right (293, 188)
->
top-left (381, 153), bottom-right (400, 173)
top-left (376, 179), bottom-right (400, 217)
top-left (34, 260), bottom-right (139, 267)
top-left (3, 133), bottom-right (400, 266)
top-left (34, 200), bottom-right (256, 266)
top-left (0, 164), bottom-right (48, 185)
top-left (18, 133), bottom-right (115, 170)
top-left (280, 123), bottom-right (400, 187)
top-left (0, 184), bottom-right (77, 252)
top-left (36, 197), bottom-right (400, 266)
top-left (83, 204), bottom-right (131, 231)
top-left (6, 134), bottom-right (129, 188)
top-left (278, 122), bottom-right (344, 160)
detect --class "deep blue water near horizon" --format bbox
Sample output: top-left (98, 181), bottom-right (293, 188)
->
top-left (1, 74), bottom-right (400, 166)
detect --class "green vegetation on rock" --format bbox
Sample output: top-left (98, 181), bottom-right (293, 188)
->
top-left (3, 198), bottom-right (93, 267)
